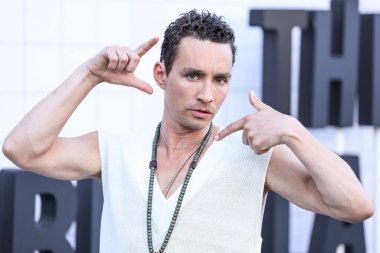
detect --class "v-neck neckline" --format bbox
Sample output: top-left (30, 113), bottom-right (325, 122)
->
top-left (153, 138), bottom-right (218, 203)
top-left (151, 139), bottom-right (221, 235)
top-left (132, 126), bottom-right (223, 235)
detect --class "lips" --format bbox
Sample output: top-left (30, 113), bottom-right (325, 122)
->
top-left (190, 108), bottom-right (213, 119)
top-left (192, 108), bottom-right (212, 114)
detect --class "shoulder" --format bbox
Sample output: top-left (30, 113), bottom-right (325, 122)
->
top-left (98, 123), bottom-right (159, 153)
top-left (98, 126), bottom-right (154, 148)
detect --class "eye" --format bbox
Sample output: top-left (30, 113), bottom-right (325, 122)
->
top-left (215, 77), bottom-right (227, 85)
top-left (186, 73), bottom-right (199, 81)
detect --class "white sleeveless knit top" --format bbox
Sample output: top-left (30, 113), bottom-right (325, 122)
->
top-left (98, 126), bottom-right (272, 253)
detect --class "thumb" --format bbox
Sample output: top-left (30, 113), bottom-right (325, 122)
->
top-left (249, 90), bottom-right (267, 111)
top-left (128, 75), bottom-right (154, 94)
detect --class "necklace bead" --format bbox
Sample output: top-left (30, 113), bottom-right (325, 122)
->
top-left (147, 122), bottom-right (213, 253)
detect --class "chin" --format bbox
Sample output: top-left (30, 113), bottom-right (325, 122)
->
top-left (180, 118), bottom-right (211, 131)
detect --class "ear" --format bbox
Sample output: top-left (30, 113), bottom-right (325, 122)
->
top-left (153, 62), bottom-right (167, 90)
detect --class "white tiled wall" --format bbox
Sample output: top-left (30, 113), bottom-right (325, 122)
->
top-left (0, 0), bottom-right (378, 252)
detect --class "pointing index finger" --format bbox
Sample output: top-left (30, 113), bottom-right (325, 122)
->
top-left (215, 117), bottom-right (246, 141)
top-left (134, 36), bottom-right (159, 57)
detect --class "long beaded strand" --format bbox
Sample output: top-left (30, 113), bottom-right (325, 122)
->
top-left (147, 122), bottom-right (213, 253)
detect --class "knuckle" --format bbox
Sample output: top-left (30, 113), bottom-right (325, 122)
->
top-left (107, 45), bottom-right (119, 52)
top-left (104, 45), bottom-right (113, 52)
top-left (227, 124), bottom-right (234, 131)
top-left (252, 139), bottom-right (261, 148)
top-left (109, 57), bottom-right (118, 64)
top-left (118, 57), bottom-right (128, 64)
top-left (130, 55), bottom-right (140, 65)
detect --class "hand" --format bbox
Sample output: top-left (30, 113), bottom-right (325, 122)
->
top-left (86, 36), bottom-right (159, 94)
top-left (215, 90), bottom-right (292, 154)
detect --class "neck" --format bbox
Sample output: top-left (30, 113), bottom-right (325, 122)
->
top-left (159, 118), bottom-right (212, 151)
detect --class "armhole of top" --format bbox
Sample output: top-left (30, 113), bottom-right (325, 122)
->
top-left (259, 148), bottom-right (273, 234)
top-left (97, 130), bottom-right (111, 183)
top-left (260, 191), bottom-right (268, 234)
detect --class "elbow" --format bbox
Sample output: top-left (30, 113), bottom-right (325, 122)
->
top-left (2, 137), bottom-right (32, 169)
top-left (339, 198), bottom-right (374, 223)
top-left (353, 199), bottom-right (374, 222)
top-left (2, 137), bottom-right (16, 161)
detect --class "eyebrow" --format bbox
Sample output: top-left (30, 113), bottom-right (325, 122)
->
top-left (215, 72), bottom-right (232, 79)
top-left (181, 67), bottom-right (232, 78)
top-left (181, 67), bottom-right (205, 76)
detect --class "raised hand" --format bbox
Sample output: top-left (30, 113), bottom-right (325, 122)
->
top-left (86, 36), bottom-right (159, 94)
top-left (215, 90), bottom-right (291, 154)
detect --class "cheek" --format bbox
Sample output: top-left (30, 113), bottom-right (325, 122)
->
top-left (215, 87), bottom-right (229, 104)
top-left (165, 86), bottom-right (186, 109)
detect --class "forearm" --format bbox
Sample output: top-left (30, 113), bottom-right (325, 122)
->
top-left (282, 117), bottom-right (373, 222)
top-left (3, 64), bottom-right (99, 165)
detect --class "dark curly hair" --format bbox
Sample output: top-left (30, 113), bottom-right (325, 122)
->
top-left (160, 9), bottom-right (237, 75)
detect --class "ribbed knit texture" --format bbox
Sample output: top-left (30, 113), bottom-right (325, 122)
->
top-left (98, 127), bottom-right (272, 253)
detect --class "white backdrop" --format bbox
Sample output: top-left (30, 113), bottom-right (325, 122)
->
top-left (0, 0), bottom-right (378, 252)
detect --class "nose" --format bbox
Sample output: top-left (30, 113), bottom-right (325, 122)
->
top-left (197, 82), bottom-right (214, 104)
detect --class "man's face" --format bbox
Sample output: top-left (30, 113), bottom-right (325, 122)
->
top-left (162, 37), bottom-right (233, 131)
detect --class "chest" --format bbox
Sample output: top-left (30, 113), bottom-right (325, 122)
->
top-left (155, 147), bottom-right (202, 199)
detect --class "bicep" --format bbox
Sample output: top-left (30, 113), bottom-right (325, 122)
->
top-left (25, 131), bottom-right (101, 180)
top-left (265, 145), bottom-right (330, 216)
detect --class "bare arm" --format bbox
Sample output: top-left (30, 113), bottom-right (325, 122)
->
top-left (3, 66), bottom-right (101, 180)
top-left (216, 90), bottom-right (374, 223)
top-left (267, 124), bottom-right (373, 223)
top-left (2, 37), bottom-right (159, 180)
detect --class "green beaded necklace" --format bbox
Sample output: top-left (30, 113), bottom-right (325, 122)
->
top-left (147, 122), bottom-right (214, 253)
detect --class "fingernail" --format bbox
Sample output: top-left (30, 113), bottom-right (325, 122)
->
top-left (214, 134), bottom-right (220, 141)
top-left (250, 90), bottom-right (257, 98)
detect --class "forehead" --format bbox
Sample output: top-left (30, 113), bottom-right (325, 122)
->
top-left (172, 37), bottom-right (233, 71)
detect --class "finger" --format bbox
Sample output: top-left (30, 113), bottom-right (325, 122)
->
top-left (114, 47), bottom-right (129, 72)
top-left (135, 36), bottom-right (159, 57)
top-left (123, 48), bottom-right (140, 72)
top-left (127, 75), bottom-right (154, 94)
top-left (242, 128), bottom-right (248, 145)
top-left (249, 90), bottom-right (269, 111)
top-left (105, 47), bottom-right (119, 71)
top-left (215, 117), bottom-right (246, 141)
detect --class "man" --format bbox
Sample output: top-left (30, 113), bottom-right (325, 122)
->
top-left (2, 9), bottom-right (373, 253)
